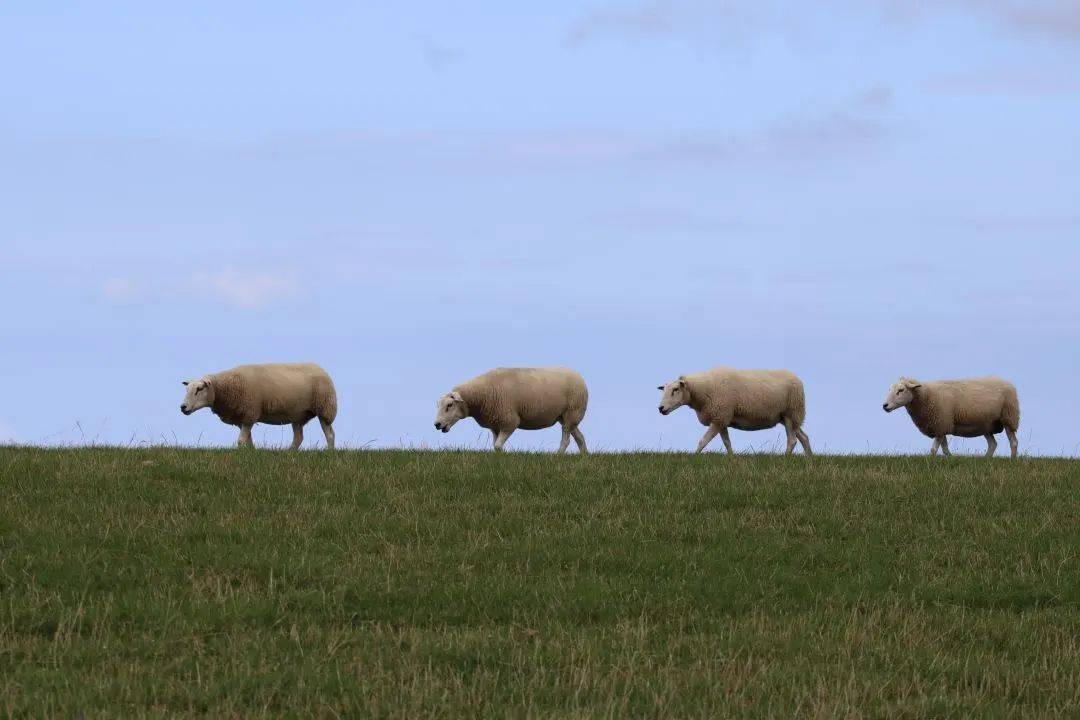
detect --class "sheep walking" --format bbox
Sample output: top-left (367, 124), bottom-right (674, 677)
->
top-left (434, 367), bottom-right (589, 453)
top-left (882, 376), bottom-right (1020, 458)
top-left (658, 368), bottom-right (811, 455)
top-left (180, 363), bottom-right (338, 449)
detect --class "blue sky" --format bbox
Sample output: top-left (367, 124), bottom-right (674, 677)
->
top-left (2, 1), bottom-right (1078, 454)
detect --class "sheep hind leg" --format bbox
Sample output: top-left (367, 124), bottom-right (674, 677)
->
top-left (795, 428), bottom-right (813, 456)
top-left (930, 438), bottom-right (940, 456)
top-left (783, 419), bottom-right (797, 456)
top-left (238, 424), bottom-right (254, 449)
top-left (493, 428), bottom-right (514, 452)
top-left (570, 427), bottom-right (588, 454)
top-left (557, 425), bottom-right (571, 454)
top-left (984, 433), bottom-right (997, 458)
top-left (319, 418), bottom-right (335, 450)
top-left (938, 436), bottom-right (952, 457)
top-left (290, 423), bottom-right (304, 450)
top-left (1005, 427), bottom-right (1018, 459)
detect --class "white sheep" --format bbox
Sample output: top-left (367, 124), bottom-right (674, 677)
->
top-left (882, 376), bottom-right (1020, 457)
top-left (180, 363), bottom-right (338, 449)
top-left (434, 367), bottom-right (589, 453)
top-left (657, 367), bottom-right (811, 455)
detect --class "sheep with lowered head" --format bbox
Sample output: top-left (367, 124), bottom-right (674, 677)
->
top-left (434, 367), bottom-right (589, 453)
top-left (657, 367), bottom-right (811, 455)
top-left (882, 376), bottom-right (1019, 457)
top-left (180, 363), bottom-right (338, 449)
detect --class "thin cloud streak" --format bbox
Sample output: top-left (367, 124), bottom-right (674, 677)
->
top-left (99, 268), bottom-right (304, 310)
top-left (567, 0), bottom-right (1080, 47)
top-left (926, 69), bottom-right (1080, 95)
top-left (418, 36), bottom-right (466, 72)
top-left (187, 268), bottom-right (302, 310)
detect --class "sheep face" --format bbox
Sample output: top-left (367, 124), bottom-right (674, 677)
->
top-left (434, 391), bottom-right (467, 433)
top-left (657, 379), bottom-right (688, 416)
top-left (883, 377), bottom-right (921, 412)
top-left (180, 378), bottom-right (215, 415)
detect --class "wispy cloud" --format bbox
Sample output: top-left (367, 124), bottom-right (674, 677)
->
top-left (187, 268), bottom-right (301, 310)
top-left (926, 69), bottom-right (1080, 95)
top-left (564, 0), bottom-right (760, 48)
top-left (853, 85), bottom-right (894, 111)
top-left (101, 276), bottom-right (141, 303)
top-left (487, 86), bottom-right (896, 171)
top-left (98, 267), bottom-right (303, 310)
top-left (586, 206), bottom-right (758, 235)
top-left (419, 36), bottom-right (466, 72)
top-left (567, 0), bottom-right (1080, 47)
top-left (979, 0), bottom-right (1080, 43)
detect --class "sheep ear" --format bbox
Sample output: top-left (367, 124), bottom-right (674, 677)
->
top-left (182, 381), bottom-right (188, 386)
top-left (450, 391), bottom-right (463, 402)
top-left (657, 385), bottom-right (665, 391)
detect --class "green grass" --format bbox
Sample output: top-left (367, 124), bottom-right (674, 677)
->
top-left (2, 448), bottom-right (1080, 718)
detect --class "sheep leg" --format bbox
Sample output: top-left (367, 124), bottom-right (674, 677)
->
top-left (320, 419), bottom-right (335, 450)
top-left (719, 426), bottom-right (734, 456)
top-left (938, 435), bottom-right (952, 457)
top-left (570, 427), bottom-right (588, 454)
top-left (290, 423), bottom-right (304, 450)
top-left (795, 428), bottom-right (813, 456)
top-left (557, 425), bottom-right (572, 454)
top-left (984, 433), bottom-right (997, 458)
top-left (696, 425), bottom-right (720, 453)
top-left (1005, 427), bottom-right (1018, 458)
top-left (238, 424), bottom-right (254, 449)
top-left (493, 428), bottom-right (514, 452)
top-left (783, 420), bottom-right (797, 455)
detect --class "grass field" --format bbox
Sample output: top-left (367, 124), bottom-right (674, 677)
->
top-left (2, 448), bottom-right (1079, 718)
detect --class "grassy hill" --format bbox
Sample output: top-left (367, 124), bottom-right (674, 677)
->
top-left (2, 448), bottom-right (1079, 717)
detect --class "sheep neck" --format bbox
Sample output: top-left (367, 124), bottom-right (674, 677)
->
top-left (209, 371), bottom-right (247, 425)
top-left (457, 382), bottom-right (501, 430)
top-left (904, 389), bottom-right (939, 436)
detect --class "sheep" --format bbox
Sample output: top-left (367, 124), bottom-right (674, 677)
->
top-left (180, 363), bottom-right (337, 449)
top-left (434, 367), bottom-right (589, 453)
top-left (882, 376), bottom-right (1020, 458)
top-left (657, 367), bottom-right (812, 455)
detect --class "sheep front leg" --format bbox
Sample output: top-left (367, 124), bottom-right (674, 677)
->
top-left (719, 426), bottom-right (734, 456)
top-left (238, 424), bottom-right (254, 448)
top-left (696, 425), bottom-right (720, 453)
top-left (493, 428), bottom-right (515, 452)
top-left (984, 433), bottom-right (997, 458)
top-left (570, 427), bottom-right (588, 455)
top-left (930, 438), bottom-right (939, 456)
top-left (319, 418), bottom-right (335, 450)
top-left (290, 422), bottom-right (304, 450)
top-left (1005, 427), bottom-right (1018, 459)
